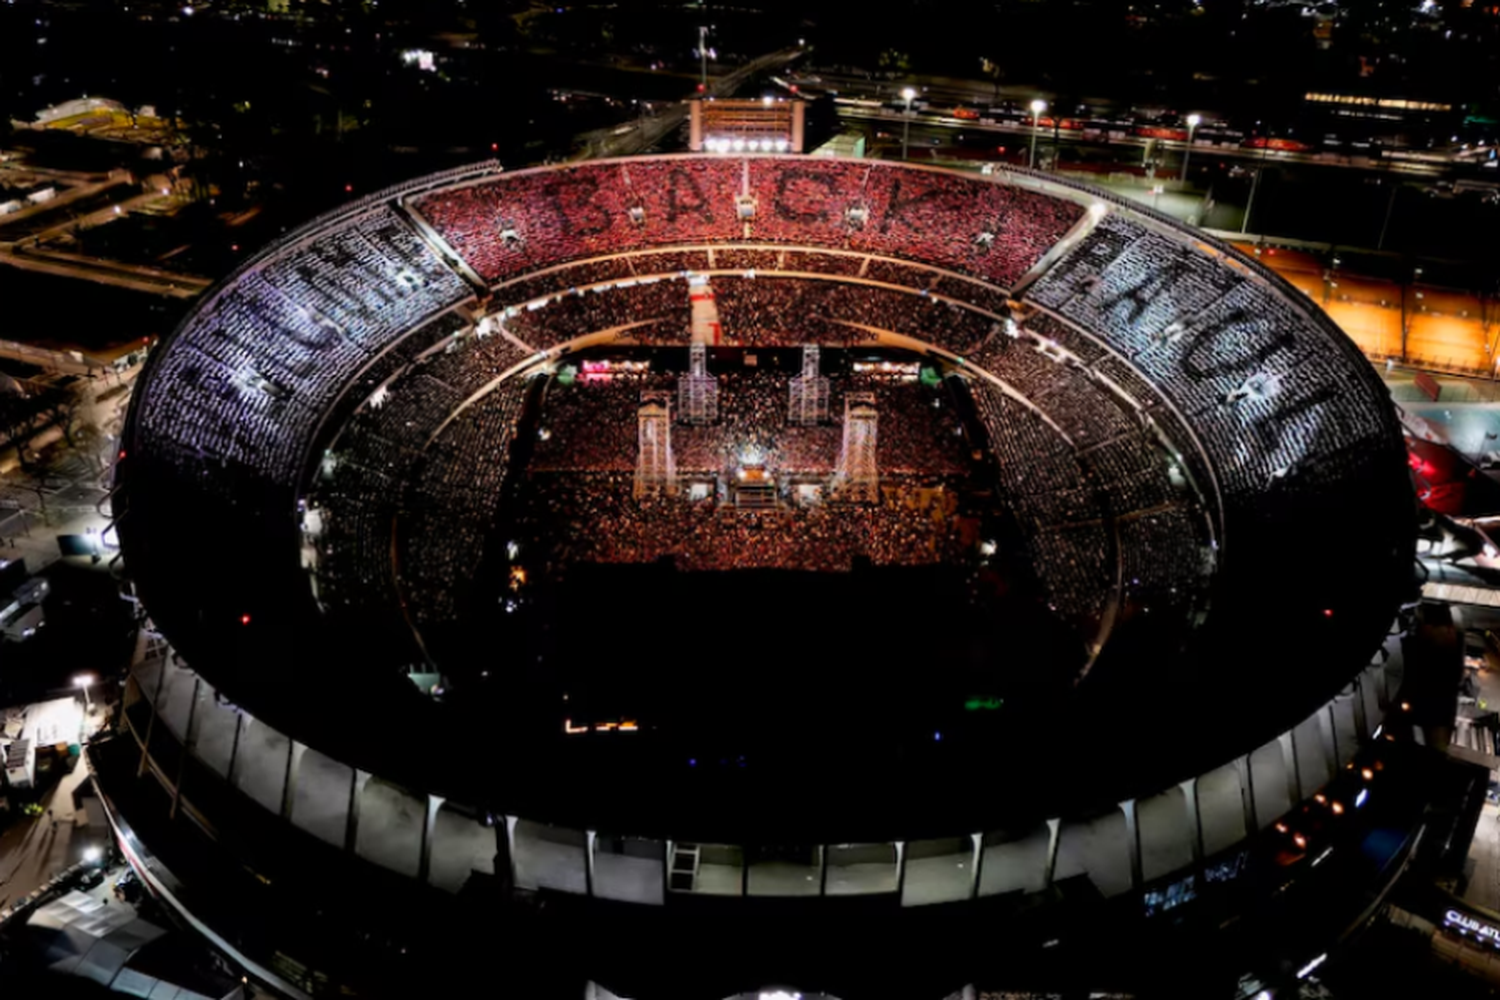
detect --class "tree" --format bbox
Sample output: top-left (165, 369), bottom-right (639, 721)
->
top-left (878, 49), bottom-right (911, 77)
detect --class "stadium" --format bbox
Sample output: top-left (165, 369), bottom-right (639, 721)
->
top-left (99, 156), bottom-right (1418, 999)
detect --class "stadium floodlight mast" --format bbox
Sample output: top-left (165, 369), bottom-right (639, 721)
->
top-left (901, 87), bottom-right (918, 162)
top-left (74, 673), bottom-right (96, 712)
top-left (1181, 113), bottom-right (1202, 183)
top-left (697, 24), bottom-right (714, 94)
top-left (1029, 99), bottom-right (1047, 169)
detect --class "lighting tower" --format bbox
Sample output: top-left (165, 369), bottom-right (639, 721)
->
top-left (678, 342), bottom-right (719, 425)
top-left (788, 344), bottom-right (830, 425)
top-left (833, 392), bottom-right (879, 504)
top-left (1029, 99), bottom-right (1047, 169)
top-left (1181, 113), bottom-right (1201, 183)
top-left (697, 24), bottom-right (714, 94)
top-left (901, 87), bottom-right (918, 162)
top-left (635, 394), bottom-right (677, 499)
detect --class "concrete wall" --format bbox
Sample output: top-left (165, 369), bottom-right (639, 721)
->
top-left (902, 837), bottom-right (973, 906)
top-left (289, 747), bottom-right (353, 849)
top-left (513, 820), bottom-right (588, 894)
top-left (127, 627), bottom-right (1402, 911)
top-left (229, 717), bottom-right (290, 815)
top-left (979, 826), bottom-right (1050, 896)
top-left (1137, 788), bottom-right (1196, 883)
top-left (186, 681), bottom-right (240, 779)
top-left (1249, 739), bottom-right (1292, 830)
top-left (156, 660), bottom-right (197, 742)
top-left (1054, 809), bottom-right (1133, 899)
top-left (1196, 762), bottom-right (1248, 857)
top-left (593, 836), bottom-right (664, 905)
top-left (429, 804), bottom-right (496, 894)
top-left (355, 778), bottom-right (424, 878)
top-left (825, 843), bottom-right (898, 896)
top-left (1293, 713), bottom-right (1334, 799)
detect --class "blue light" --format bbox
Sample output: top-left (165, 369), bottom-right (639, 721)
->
top-left (688, 758), bottom-right (697, 767)
top-left (934, 731), bottom-right (942, 741)
top-left (1355, 788), bottom-right (1368, 808)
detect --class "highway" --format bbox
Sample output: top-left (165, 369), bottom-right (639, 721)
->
top-left (0, 175), bottom-right (211, 299)
top-left (834, 104), bottom-right (1459, 179)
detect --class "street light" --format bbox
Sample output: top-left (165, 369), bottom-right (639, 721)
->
top-left (1029, 99), bottom-right (1047, 169)
top-left (74, 673), bottom-right (96, 713)
top-left (901, 87), bottom-right (917, 162)
top-left (1181, 113), bottom-right (1201, 183)
top-left (697, 25), bottom-right (710, 94)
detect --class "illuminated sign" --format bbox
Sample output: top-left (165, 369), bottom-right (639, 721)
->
top-left (964, 696), bottom-right (1003, 711)
top-left (1446, 909), bottom-right (1500, 945)
top-left (1303, 92), bottom-right (1451, 112)
top-left (564, 718), bottom-right (640, 735)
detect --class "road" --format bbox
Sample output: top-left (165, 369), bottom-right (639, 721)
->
top-left (839, 106), bottom-right (1455, 179)
top-left (0, 750), bottom-right (108, 914)
top-left (582, 46), bottom-right (807, 159)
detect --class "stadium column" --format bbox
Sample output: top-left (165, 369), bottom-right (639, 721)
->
top-left (345, 770), bottom-right (372, 854)
top-left (1232, 755), bottom-right (1257, 831)
top-left (492, 818), bottom-right (514, 894)
top-left (504, 815), bottom-right (521, 891)
top-left (1277, 732), bottom-right (1300, 808)
top-left (1350, 676), bottom-right (1370, 739)
top-left (1121, 799), bottom-right (1143, 890)
top-left (136, 653), bottom-right (169, 779)
top-left (1179, 777), bottom-right (1204, 865)
top-left (223, 712), bottom-right (245, 789)
top-left (1044, 818), bottom-right (1062, 887)
top-left (419, 795), bottom-right (444, 885)
top-left (894, 841), bottom-right (908, 899)
top-left (169, 677), bottom-right (203, 822)
top-left (585, 830), bottom-right (597, 897)
top-left (281, 742), bottom-right (307, 821)
top-left (968, 833), bottom-right (984, 899)
top-left (1316, 704), bottom-right (1339, 775)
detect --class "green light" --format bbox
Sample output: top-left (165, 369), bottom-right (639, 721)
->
top-left (965, 696), bottom-right (1003, 711)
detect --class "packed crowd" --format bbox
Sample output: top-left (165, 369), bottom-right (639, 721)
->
top-left (137, 207), bottom-right (471, 487)
top-left (710, 276), bottom-right (997, 353)
top-left (969, 321), bottom-right (1139, 450)
top-left (133, 158), bottom-right (1397, 664)
top-left (488, 248), bottom-right (1017, 326)
top-left (1024, 215), bottom-right (1387, 496)
top-left (502, 278), bottom-right (690, 351)
top-left (969, 380), bottom-right (1212, 623)
top-left (397, 379), bottom-right (532, 623)
top-left (306, 323), bottom-right (534, 612)
top-left (498, 272), bottom-right (1002, 353)
top-left (412, 159), bottom-right (745, 282)
top-left (413, 158), bottom-right (1083, 289)
top-left (1117, 507), bottom-right (1214, 613)
top-left (511, 472), bottom-right (968, 573)
top-left (526, 367), bottom-right (970, 478)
